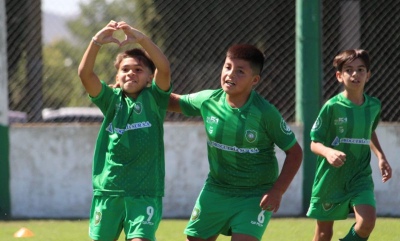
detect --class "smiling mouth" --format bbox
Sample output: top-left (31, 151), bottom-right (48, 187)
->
top-left (225, 80), bottom-right (236, 86)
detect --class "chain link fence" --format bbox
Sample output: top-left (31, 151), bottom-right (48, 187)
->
top-left (5, 0), bottom-right (400, 123)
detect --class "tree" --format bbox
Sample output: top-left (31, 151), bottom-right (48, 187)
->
top-left (39, 0), bottom-right (162, 110)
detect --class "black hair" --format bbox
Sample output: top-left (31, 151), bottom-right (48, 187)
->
top-left (226, 44), bottom-right (265, 75)
top-left (333, 49), bottom-right (371, 72)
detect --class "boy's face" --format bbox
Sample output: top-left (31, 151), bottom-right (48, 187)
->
top-left (115, 57), bottom-right (154, 98)
top-left (336, 58), bottom-right (371, 92)
top-left (220, 57), bottom-right (260, 96)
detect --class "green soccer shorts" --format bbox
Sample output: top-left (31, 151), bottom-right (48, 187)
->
top-left (184, 189), bottom-right (272, 240)
top-left (89, 195), bottom-right (162, 241)
top-left (307, 190), bottom-right (376, 221)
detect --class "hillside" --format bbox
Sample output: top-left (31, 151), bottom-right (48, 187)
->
top-left (42, 12), bottom-right (74, 44)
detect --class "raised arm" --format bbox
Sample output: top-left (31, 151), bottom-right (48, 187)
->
top-left (370, 131), bottom-right (392, 182)
top-left (118, 21), bottom-right (171, 91)
top-left (78, 20), bottom-right (120, 97)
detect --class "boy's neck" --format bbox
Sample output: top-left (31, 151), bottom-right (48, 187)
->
top-left (342, 90), bottom-right (364, 105)
top-left (225, 92), bottom-right (251, 108)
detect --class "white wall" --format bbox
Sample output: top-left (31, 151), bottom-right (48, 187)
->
top-left (9, 123), bottom-right (399, 218)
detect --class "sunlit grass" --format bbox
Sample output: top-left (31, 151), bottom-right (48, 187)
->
top-left (1, 217), bottom-right (399, 240)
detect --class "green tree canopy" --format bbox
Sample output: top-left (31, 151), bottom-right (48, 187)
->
top-left (42, 0), bottom-right (161, 108)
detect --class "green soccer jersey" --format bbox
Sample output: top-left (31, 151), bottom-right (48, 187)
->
top-left (180, 89), bottom-right (297, 196)
top-left (90, 80), bottom-right (171, 197)
top-left (310, 93), bottom-right (381, 204)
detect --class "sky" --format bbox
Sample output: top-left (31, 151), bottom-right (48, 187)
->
top-left (42, 0), bottom-right (88, 16)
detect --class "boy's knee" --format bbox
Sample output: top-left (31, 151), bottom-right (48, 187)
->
top-left (316, 229), bottom-right (333, 240)
top-left (319, 231), bottom-right (333, 240)
top-left (315, 221), bottom-right (334, 240)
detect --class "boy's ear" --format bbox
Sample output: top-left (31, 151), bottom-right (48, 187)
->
top-left (252, 75), bottom-right (261, 86)
top-left (336, 71), bottom-right (343, 83)
top-left (148, 74), bottom-right (154, 83)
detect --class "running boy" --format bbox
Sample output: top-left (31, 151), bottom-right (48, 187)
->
top-left (78, 20), bottom-right (171, 241)
top-left (169, 44), bottom-right (303, 241)
top-left (307, 49), bottom-right (392, 241)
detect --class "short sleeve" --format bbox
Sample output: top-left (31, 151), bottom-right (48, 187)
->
top-left (179, 90), bottom-right (215, 117)
top-left (150, 79), bottom-right (172, 110)
top-left (310, 103), bottom-right (331, 144)
top-left (90, 81), bottom-right (120, 115)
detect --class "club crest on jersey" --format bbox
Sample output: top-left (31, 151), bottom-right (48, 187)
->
top-left (134, 102), bottom-right (143, 114)
top-left (94, 211), bottom-right (102, 226)
top-left (280, 119), bottom-right (293, 135)
top-left (245, 130), bottom-right (258, 143)
top-left (191, 207), bottom-right (201, 221)
top-left (312, 117), bottom-right (322, 131)
top-left (322, 203), bottom-right (334, 211)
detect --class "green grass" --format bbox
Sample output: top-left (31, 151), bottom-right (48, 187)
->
top-left (1, 217), bottom-right (399, 240)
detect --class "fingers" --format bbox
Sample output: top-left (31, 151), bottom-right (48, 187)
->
top-left (117, 21), bottom-right (129, 29)
top-left (96, 20), bottom-right (144, 47)
top-left (381, 164), bottom-right (392, 182)
top-left (108, 37), bottom-right (121, 45)
top-left (328, 151), bottom-right (346, 168)
top-left (329, 158), bottom-right (345, 168)
top-left (336, 158), bottom-right (346, 167)
top-left (93, 20), bottom-right (122, 46)
top-left (107, 20), bottom-right (118, 28)
top-left (260, 194), bottom-right (281, 213)
top-left (262, 204), bottom-right (280, 212)
top-left (336, 152), bottom-right (346, 163)
top-left (119, 40), bottom-right (129, 47)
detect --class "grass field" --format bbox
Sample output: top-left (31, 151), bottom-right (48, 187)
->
top-left (1, 217), bottom-right (399, 240)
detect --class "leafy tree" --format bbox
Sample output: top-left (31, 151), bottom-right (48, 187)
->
top-left (43, 40), bottom-right (87, 107)
top-left (40, 0), bottom-right (163, 109)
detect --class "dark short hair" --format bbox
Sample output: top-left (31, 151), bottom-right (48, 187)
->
top-left (226, 44), bottom-right (265, 75)
top-left (114, 48), bottom-right (156, 73)
top-left (333, 49), bottom-right (370, 72)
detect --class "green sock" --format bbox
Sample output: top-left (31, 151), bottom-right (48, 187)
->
top-left (340, 223), bottom-right (369, 241)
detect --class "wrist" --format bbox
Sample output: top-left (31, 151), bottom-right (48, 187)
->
top-left (136, 34), bottom-right (148, 44)
top-left (92, 37), bottom-right (102, 47)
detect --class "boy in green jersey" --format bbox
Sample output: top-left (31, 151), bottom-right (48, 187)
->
top-left (307, 49), bottom-right (392, 241)
top-left (78, 20), bottom-right (171, 241)
top-left (169, 44), bottom-right (303, 241)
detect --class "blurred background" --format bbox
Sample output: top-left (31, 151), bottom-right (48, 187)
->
top-left (5, 0), bottom-right (400, 123)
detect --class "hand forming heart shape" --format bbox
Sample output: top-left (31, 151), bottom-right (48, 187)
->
top-left (92, 20), bottom-right (146, 47)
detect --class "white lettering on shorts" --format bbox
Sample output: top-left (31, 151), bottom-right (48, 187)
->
top-left (250, 210), bottom-right (265, 227)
